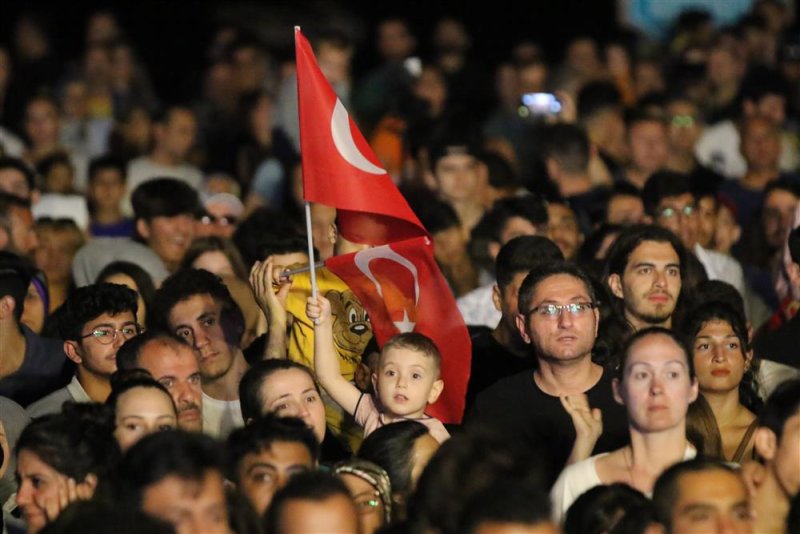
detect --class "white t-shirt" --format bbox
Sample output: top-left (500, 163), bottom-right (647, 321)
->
top-left (695, 120), bottom-right (800, 179)
top-left (202, 392), bottom-right (244, 440)
top-left (550, 445), bottom-right (696, 524)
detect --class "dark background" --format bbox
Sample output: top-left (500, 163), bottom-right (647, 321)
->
top-left (1, 0), bottom-right (619, 101)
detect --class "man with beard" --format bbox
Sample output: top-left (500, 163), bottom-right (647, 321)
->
top-left (27, 283), bottom-right (140, 417)
top-left (603, 225), bottom-right (688, 332)
top-left (117, 330), bottom-right (204, 432)
top-left (151, 269), bottom-right (248, 438)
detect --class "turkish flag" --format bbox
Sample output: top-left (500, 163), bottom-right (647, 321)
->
top-left (295, 27), bottom-right (426, 245)
top-left (326, 237), bottom-right (472, 423)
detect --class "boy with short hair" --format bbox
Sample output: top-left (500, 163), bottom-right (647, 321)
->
top-left (307, 296), bottom-right (448, 442)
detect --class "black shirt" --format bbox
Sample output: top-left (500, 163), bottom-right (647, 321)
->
top-left (466, 329), bottom-right (537, 411)
top-left (0, 326), bottom-right (70, 407)
top-left (467, 367), bottom-right (629, 487)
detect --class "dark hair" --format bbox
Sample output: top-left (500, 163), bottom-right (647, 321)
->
top-left (0, 192), bottom-right (31, 243)
top-left (36, 152), bottom-right (73, 181)
top-left (479, 151), bottom-right (519, 190)
top-left (758, 378), bottom-right (800, 441)
top-left (617, 326), bottom-right (695, 380)
top-left (564, 483), bottom-right (649, 534)
top-left (96, 261), bottom-right (156, 319)
top-left (149, 268), bottom-right (244, 346)
top-left (460, 478), bottom-right (553, 534)
top-left (414, 197), bottom-right (461, 234)
top-left (131, 178), bottom-right (199, 222)
top-left (225, 415), bottom-right (319, 483)
top-left (788, 492), bottom-right (800, 534)
top-left (264, 471), bottom-right (355, 533)
top-left (16, 403), bottom-right (119, 491)
top-left (517, 260), bottom-right (597, 316)
top-left (58, 283), bottom-right (139, 341)
top-left (740, 66), bottom-right (790, 104)
top-left (106, 369), bottom-right (176, 415)
top-left (692, 280), bottom-right (746, 317)
top-left (540, 123), bottom-right (591, 174)
top-left (790, 226), bottom-right (800, 265)
top-left (602, 225), bottom-right (688, 320)
top-left (681, 301), bottom-right (762, 414)
top-left (495, 235), bottom-right (563, 290)
top-left (179, 236), bottom-right (249, 280)
top-left (471, 195), bottom-right (549, 245)
top-left (577, 81), bottom-right (623, 120)
top-left (0, 251), bottom-right (34, 321)
top-left (116, 330), bottom-right (187, 372)
top-left (0, 156), bottom-right (36, 193)
top-left (652, 459), bottom-right (743, 532)
top-left (406, 427), bottom-right (546, 534)
top-left (88, 155), bottom-right (126, 184)
top-left (38, 499), bottom-right (175, 534)
top-left (115, 430), bottom-right (224, 508)
top-left (357, 420), bottom-right (430, 515)
top-left (239, 359), bottom-right (319, 423)
top-left (232, 208), bottom-right (306, 268)
top-left (641, 171), bottom-right (693, 216)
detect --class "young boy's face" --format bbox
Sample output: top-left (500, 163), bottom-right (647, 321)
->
top-left (373, 347), bottom-right (443, 419)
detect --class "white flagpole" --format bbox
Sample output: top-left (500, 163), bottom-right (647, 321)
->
top-left (304, 201), bottom-right (318, 299)
top-left (296, 26), bottom-right (318, 300)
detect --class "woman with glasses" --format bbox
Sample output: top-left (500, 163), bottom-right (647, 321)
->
top-left (551, 327), bottom-right (698, 523)
top-left (334, 458), bottom-right (392, 534)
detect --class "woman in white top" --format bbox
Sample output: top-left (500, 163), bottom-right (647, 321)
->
top-left (551, 327), bottom-right (699, 523)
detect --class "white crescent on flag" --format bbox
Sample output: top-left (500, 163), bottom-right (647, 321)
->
top-left (331, 99), bottom-right (385, 175)
top-left (353, 246), bottom-right (420, 332)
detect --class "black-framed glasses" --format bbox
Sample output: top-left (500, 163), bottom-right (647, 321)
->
top-left (80, 325), bottom-right (140, 345)
top-left (525, 302), bottom-right (597, 318)
top-left (657, 205), bottom-right (695, 219)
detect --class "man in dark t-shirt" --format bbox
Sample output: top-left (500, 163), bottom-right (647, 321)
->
top-left (468, 261), bottom-right (628, 487)
top-left (466, 236), bottom-right (563, 409)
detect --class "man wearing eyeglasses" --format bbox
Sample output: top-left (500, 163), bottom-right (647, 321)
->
top-left (468, 261), bottom-right (628, 486)
top-left (642, 171), bottom-right (749, 307)
top-left (27, 283), bottom-right (139, 417)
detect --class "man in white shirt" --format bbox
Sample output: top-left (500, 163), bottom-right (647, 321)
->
top-left (126, 106), bottom-right (203, 194)
top-left (151, 269), bottom-right (251, 439)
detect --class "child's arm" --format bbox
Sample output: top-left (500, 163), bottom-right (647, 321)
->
top-left (306, 295), bottom-right (362, 415)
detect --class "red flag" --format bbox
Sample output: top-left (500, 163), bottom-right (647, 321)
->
top-left (326, 237), bottom-right (471, 423)
top-left (295, 27), bottom-right (425, 245)
top-left (295, 27), bottom-right (471, 423)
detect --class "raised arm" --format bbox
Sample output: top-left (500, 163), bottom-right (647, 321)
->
top-left (250, 259), bottom-right (291, 359)
top-left (306, 295), bottom-right (362, 415)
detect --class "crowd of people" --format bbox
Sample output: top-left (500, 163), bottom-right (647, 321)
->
top-left (1, 1), bottom-right (800, 533)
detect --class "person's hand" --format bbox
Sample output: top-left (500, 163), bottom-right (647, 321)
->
top-left (561, 394), bottom-right (603, 464)
top-left (306, 295), bottom-right (332, 327)
top-left (554, 90), bottom-right (577, 123)
top-left (250, 258), bottom-right (292, 323)
top-left (38, 474), bottom-right (95, 523)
